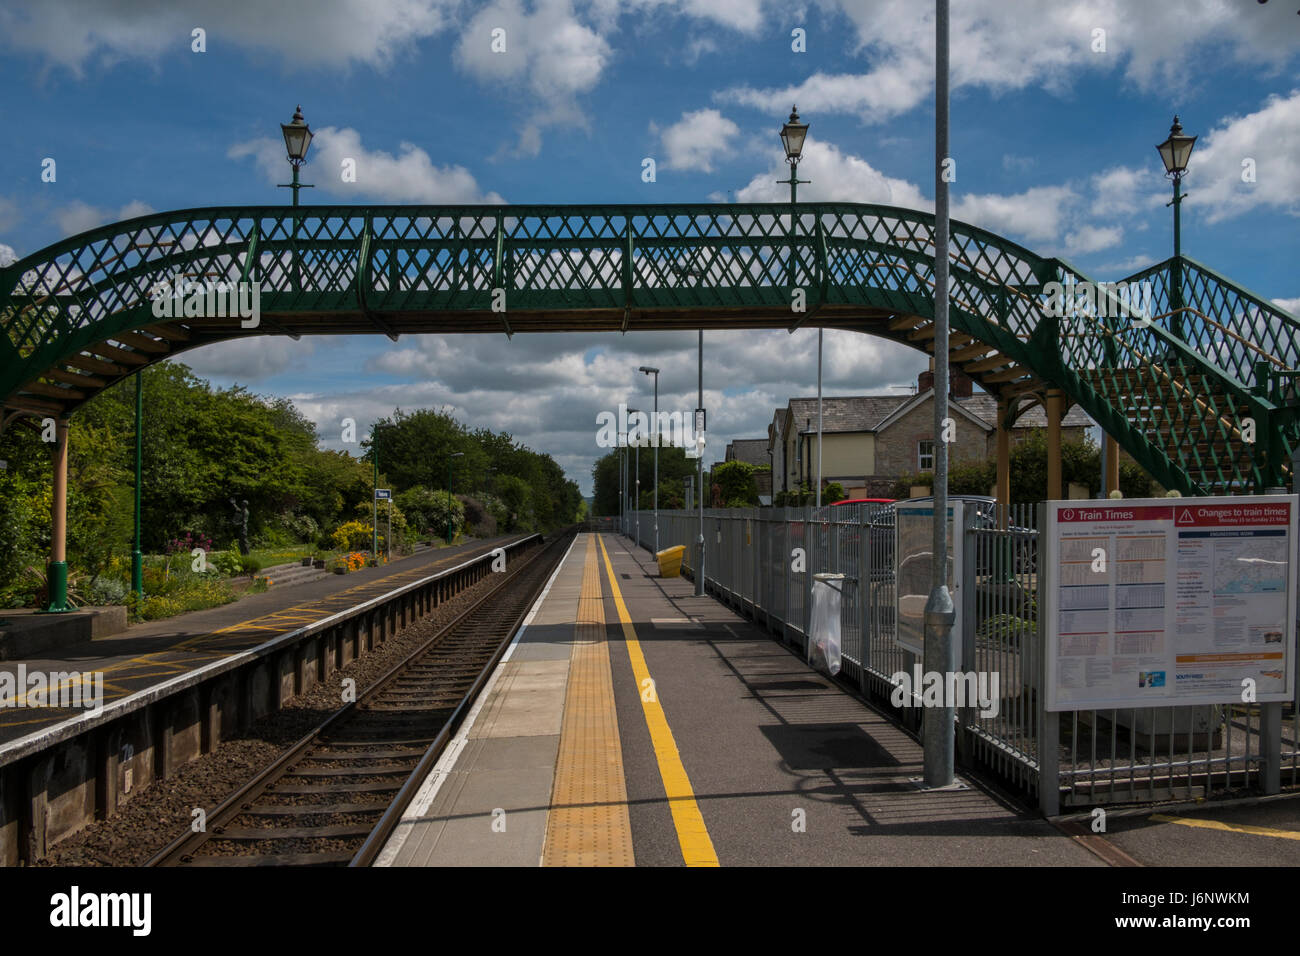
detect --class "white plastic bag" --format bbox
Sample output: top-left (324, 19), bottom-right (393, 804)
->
top-left (808, 573), bottom-right (844, 677)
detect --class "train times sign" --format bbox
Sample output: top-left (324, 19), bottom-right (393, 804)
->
top-left (1044, 496), bottom-right (1298, 711)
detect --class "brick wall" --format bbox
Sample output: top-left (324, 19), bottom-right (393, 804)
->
top-left (875, 399), bottom-right (989, 477)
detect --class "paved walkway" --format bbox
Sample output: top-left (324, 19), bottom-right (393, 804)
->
top-left (0, 537), bottom-right (519, 744)
top-left (380, 533), bottom-right (1101, 867)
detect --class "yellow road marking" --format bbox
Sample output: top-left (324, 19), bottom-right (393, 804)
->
top-left (0, 545), bottom-right (488, 716)
top-left (596, 533), bottom-right (718, 867)
top-left (1151, 813), bottom-right (1300, 841)
top-left (542, 535), bottom-right (635, 866)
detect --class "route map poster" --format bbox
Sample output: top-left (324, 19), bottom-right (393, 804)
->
top-left (1044, 496), bottom-right (1298, 711)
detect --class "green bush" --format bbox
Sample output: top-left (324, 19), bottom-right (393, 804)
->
top-left (890, 472), bottom-right (933, 499)
top-left (137, 595), bottom-right (183, 620)
top-left (712, 460), bottom-right (760, 507)
top-left (239, 555), bottom-right (263, 574)
top-left (208, 551), bottom-right (244, 576)
top-left (84, 577), bottom-right (129, 606)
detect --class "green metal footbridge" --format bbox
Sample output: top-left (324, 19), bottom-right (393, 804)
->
top-left (2, 202), bottom-right (1297, 494)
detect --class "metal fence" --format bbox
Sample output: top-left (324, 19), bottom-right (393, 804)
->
top-left (615, 501), bottom-right (1299, 814)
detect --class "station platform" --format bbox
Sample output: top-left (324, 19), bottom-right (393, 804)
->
top-left (379, 532), bottom-right (1102, 867)
top-left (0, 537), bottom-right (518, 746)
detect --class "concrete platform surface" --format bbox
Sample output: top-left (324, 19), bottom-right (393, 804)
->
top-left (381, 532), bottom-right (1102, 868)
top-left (0, 536), bottom-right (522, 745)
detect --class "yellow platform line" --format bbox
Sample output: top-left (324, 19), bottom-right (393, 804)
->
top-left (3, 546), bottom-right (479, 710)
top-left (542, 536), bottom-right (635, 866)
top-left (596, 534), bottom-right (718, 867)
top-left (1151, 813), bottom-right (1300, 841)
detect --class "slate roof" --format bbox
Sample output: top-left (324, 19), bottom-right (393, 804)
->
top-left (780, 391), bottom-right (1092, 434)
top-left (725, 438), bottom-right (771, 465)
top-left (787, 396), bottom-right (909, 433)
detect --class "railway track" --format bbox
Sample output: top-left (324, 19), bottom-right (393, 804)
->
top-left (148, 530), bottom-right (576, 867)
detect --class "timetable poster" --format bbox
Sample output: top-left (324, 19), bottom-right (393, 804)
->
top-left (1044, 496), bottom-right (1297, 711)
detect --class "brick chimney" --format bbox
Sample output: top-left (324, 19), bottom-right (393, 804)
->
top-left (918, 366), bottom-right (973, 398)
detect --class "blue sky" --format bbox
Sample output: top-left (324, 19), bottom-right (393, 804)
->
top-left (2, 0), bottom-right (1298, 494)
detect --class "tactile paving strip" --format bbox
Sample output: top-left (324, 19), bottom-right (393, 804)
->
top-left (541, 536), bottom-right (635, 866)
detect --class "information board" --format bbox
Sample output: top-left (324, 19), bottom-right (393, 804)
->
top-left (1044, 496), bottom-right (1297, 711)
top-left (894, 500), bottom-right (963, 656)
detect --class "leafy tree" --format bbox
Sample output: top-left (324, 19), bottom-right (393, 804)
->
top-left (712, 460), bottom-right (760, 506)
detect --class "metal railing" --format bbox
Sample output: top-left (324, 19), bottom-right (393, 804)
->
top-left (613, 501), bottom-right (1299, 813)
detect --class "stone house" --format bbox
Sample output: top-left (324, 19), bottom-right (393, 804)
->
top-left (767, 369), bottom-right (1092, 498)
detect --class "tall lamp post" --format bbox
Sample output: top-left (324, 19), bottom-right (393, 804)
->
top-left (1156, 116), bottom-right (1196, 341)
top-left (446, 451), bottom-right (465, 543)
top-left (778, 107), bottom-right (809, 293)
top-left (639, 366), bottom-right (660, 554)
top-left (779, 109), bottom-right (820, 507)
top-left (618, 431), bottom-right (627, 534)
top-left (278, 105), bottom-right (314, 206)
top-left (695, 334), bottom-right (705, 596)
top-left (628, 408), bottom-right (641, 547)
top-left (369, 422), bottom-right (392, 560)
top-left (131, 371), bottom-right (144, 596)
top-left (922, 0), bottom-right (957, 789)
top-left (279, 105), bottom-right (313, 299)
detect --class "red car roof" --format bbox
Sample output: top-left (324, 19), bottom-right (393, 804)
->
top-left (832, 497), bottom-right (895, 504)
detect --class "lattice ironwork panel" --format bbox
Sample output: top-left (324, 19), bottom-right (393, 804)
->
top-left (2, 202), bottom-right (1294, 491)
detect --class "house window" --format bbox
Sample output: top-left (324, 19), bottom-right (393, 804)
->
top-left (918, 439), bottom-right (935, 471)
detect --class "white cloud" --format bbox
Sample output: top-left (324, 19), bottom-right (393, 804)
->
top-left (229, 127), bottom-right (503, 203)
top-left (1094, 253), bottom-right (1157, 276)
top-left (55, 199), bottom-right (154, 237)
top-left (1274, 296), bottom-right (1300, 315)
top-left (1183, 89), bottom-right (1300, 224)
top-left (716, 0), bottom-right (1299, 123)
top-left (182, 336), bottom-right (317, 383)
top-left (1088, 165), bottom-right (1163, 219)
top-left (729, 137), bottom-right (929, 207)
top-left (953, 186), bottom-right (1078, 244)
top-left (588, 0), bottom-right (765, 34)
top-left (1065, 224), bottom-right (1123, 256)
top-left (202, 327), bottom-right (924, 496)
top-left (656, 109), bottom-right (740, 172)
top-left (0, 243), bottom-right (17, 267)
top-left (454, 0), bottom-right (612, 156)
top-left (0, 0), bottom-right (458, 74)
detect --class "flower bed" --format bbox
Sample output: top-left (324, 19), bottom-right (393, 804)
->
top-left (331, 551), bottom-right (368, 574)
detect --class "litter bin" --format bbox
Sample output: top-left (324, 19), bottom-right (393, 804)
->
top-left (808, 573), bottom-right (845, 677)
top-left (656, 545), bottom-right (686, 578)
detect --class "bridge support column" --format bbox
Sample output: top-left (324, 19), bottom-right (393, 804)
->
top-left (995, 397), bottom-right (1011, 509)
top-left (1104, 434), bottom-right (1120, 495)
top-left (1046, 389), bottom-right (1063, 502)
top-left (44, 418), bottom-right (73, 613)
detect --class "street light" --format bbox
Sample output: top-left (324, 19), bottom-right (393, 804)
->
top-left (779, 106), bottom-right (809, 200)
top-left (1156, 115), bottom-right (1196, 340)
top-left (777, 108), bottom-right (822, 507)
top-left (279, 105), bottom-right (314, 206)
top-left (131, 371), bottom-right (144, 597)
top-left (628, 408), bottom-right (641, 547)
top-left (369, 422), bottom-right (392, 560)
top-left (446, 451), bottom-right (465, 544)
top-left (639, 366), bottom-right (660, 554)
